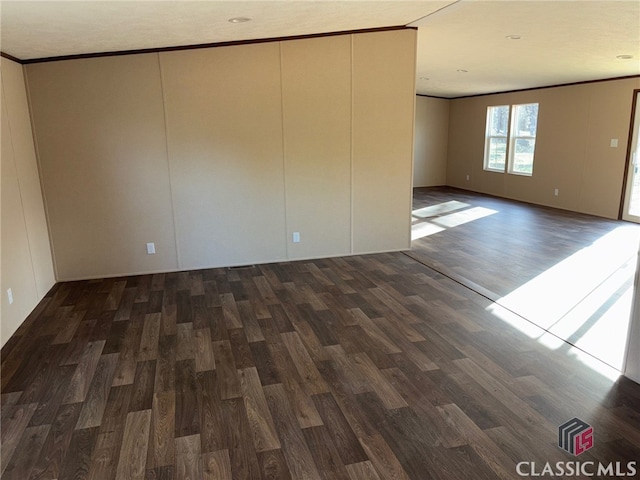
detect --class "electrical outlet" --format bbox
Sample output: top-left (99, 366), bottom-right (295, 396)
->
top-left (7, 288), bottom-right (14, 305)
top-left (146, 242), bottom-right (156, 255)
top-left (610, 139), bottom-right (619, 148)
top-left (292, 232), bottom-right (301, 243)
top-left (554, 188), bottom-right (559, 196)
top-left (466, 174), bottom-right (470, 181)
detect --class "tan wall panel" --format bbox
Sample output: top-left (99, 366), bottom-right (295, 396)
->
top-left (160, 44), bottom-right (287, 269)
top-left (281, 36), bottom-right (352, 259)
top-left (2, 59), bottom-right (55, 297)
top-left (1, 58), bottom-right (55, 345)
top-left (581, 80), bottom-right (637, 217)
top-left (413, 96), bottom-right (449, 187)
top-left (1, 90), bottom-right (39, 343)
top-left (447, 78), bottom-right (638, 219)
top-left (27, 54), bottom-right (177, 280)
top-left (352, 29), bottom-right (416, 253)
top-left (446, 97), bottom-right (485, 190)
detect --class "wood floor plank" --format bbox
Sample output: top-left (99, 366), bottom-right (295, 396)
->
top-left (212, 340), bottom-right (241, 400)
top-left (197, 371), bottom-right (226, 454)
top-left (237, 367), bottom-right (281, 452)
top-left (87, 430), bottom-right (121, 480)
top-left (358, 433), bottom-right (410, 480)
top-left (268, 342), bottom-right (324, 429)
top-left (176, 323), bottom-right (195, 361)
top-left (75, 352), bottom-right (119, 429)
top-left (111, 316), bottom-right (143, 386)
top-left (221, 293), bottom-right (243, 330)
top-left (154, 334), bottom-right (176, 393)
top-left (263, 383), bottom-right (322, 480)
top-left (202, 449), bottom-right (232, 480)
top-left (129, 359), bottom-right (157, 413)
top-left (257, 449), bottom-right (292, 480)
top-left (281, 331), bottom-right (329, 395)
top-left (222, 398), bottom-right (262, 479)
top-left (147, 390), bottom-right (176, 469)
top-left (58, 426), bottom-right (100, 480)
top-left (2, 424), bottom-right (50, 480)
top-left (194, 328), bottom-right (215, 372)
top-left (345, 461), bottom-right (383, 480)
top-left (175, 434), bottom-right (202, 480)
top-left (174, 359), bottom-right (200, 437)
top-left (436, 403), bottom-right (517, 480)
top-left (350, 352), bottom-right (408, 410)
top-left (139, 313), bottom-right (162, 361)
top-left (302, 425), bottom-right (351, 480)
top-left (63, 340), bottom-right (106, 404)
top-left (115, 409), bottom-right (152, 480)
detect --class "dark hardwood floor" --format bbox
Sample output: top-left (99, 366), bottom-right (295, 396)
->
top-left (410, 186), bottom-right (640, 371)
top-left (2, 188), bottom-right (640, 479)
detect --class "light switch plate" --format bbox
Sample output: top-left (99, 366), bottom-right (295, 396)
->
top-left (610, 139), bottom-right (619, 148)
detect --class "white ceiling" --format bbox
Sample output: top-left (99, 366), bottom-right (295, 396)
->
top-left (1, 0), bottom-right (639, 98)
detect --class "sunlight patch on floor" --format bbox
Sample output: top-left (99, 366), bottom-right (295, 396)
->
top-left (412, 200), bottom-right (470, 218)
top-left (411, 202), bottom-right (497, 240)
top-left (486, 225), bottom-right (640, 374)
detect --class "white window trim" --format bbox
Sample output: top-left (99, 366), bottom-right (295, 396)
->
top-left (483, 105), bottom-right (511, 173)
top-left (484, 103), bottom-right (538, 176)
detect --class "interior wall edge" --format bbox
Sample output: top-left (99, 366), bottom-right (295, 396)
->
top-left (22, 65), bottom-right (59, 282)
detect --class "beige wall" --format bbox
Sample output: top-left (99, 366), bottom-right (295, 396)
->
top-left (26, 29), bottom-right (417, 280)
top-left (446, 78), bottom-right (640, 219)
top-left (352, 30), bottom-right (416, 253)
top-left (413, 95), bottom-right (449, 187)
top-left (1, 58), bottom-right (55, 346)
top-left (26, 55), bottom-right (179, 280)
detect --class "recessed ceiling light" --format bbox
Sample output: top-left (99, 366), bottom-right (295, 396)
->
top-left (617, 54), bottom-right (633, 60)
top-left (457, 69), bottom-right (468, 73)
top-left (228, 17), bottom-right (251, 23)
top-left (506, 34), bottom-right (522, 40)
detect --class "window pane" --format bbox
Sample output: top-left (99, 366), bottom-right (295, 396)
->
top-left (487, 137), bottom-right (506, 170)
top-left (487, 105), bottom-right (509, 136)
top-left (513, 103), bottom-right (538, 137)
top-left (512, 138), bottom-right (536, 174)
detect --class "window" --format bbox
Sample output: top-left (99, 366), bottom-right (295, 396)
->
top-left (484, 103), bottom-right (539, 176)
top-left (484, 105), bottom-right (510, 172)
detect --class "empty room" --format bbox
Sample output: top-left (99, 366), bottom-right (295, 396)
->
top-left (2, 1), bottom-right (640, 479)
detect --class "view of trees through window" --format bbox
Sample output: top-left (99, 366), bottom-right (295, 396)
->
top-left (484, 103), bottom-right (539, 176)
top-left (485, 105), bottom-right (509, 171)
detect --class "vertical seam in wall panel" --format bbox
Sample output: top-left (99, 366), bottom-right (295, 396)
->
top-left (350, 34), bottom-right (355, 254)
top-left (23, 66), bottom-right (60, 285)
top-left (279, 42), bottom-right (290, 259)
top-left (156, 53), bottom-right (181, 270)
top-left (1, 79), bottom-right (40, 301)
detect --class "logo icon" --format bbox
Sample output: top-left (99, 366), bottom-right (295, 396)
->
top-left (558, 418), bottom-right (593, 456)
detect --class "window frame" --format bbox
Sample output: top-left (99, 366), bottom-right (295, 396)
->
top-left (507, 103), bottom-right (538, 177)
top-left (483, 105), bottom-right (511, 173)
top-left (483, 102), bottom-right (539, 177)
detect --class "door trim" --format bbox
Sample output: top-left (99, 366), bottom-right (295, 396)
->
top-left (619, 89), bottom-right (640, 220)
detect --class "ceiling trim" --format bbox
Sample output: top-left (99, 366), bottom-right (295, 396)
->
top-left (449, 74), bottom-right (640, 100)
top-left (1, 51), bottom-right (24, 64)
top-left (11, 25), bottom-right (416, 65)
top-left (416, 93), bottom-right (451, 101)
